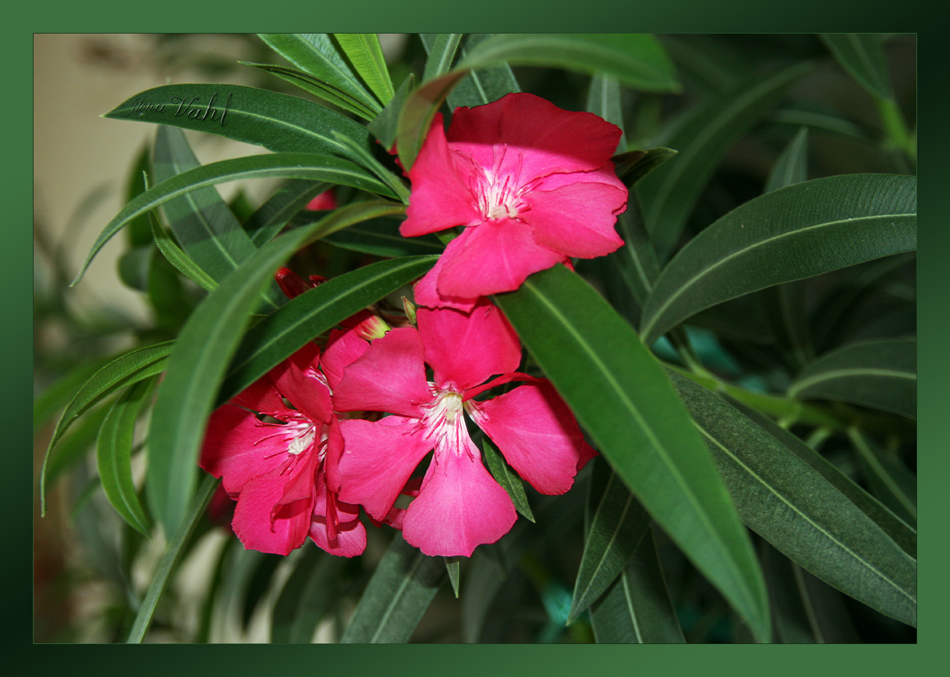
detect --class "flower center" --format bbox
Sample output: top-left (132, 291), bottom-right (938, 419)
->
top-left (420, 388), bottom-right (465, 443)
top-left (474, 145), bottom-right (527, 222)
top-left (286, 421), bottom-right (316, 455)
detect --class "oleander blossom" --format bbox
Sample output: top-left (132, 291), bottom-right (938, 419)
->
top-left (402, 92), bottom-right (629, 310)
top-left (332, 299), bottom-right (596, 557)
top-left (199, 343), bottom-right (366, 557)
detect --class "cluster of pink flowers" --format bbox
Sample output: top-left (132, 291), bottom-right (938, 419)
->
top-left (200, 92), bottom-right (628, 558)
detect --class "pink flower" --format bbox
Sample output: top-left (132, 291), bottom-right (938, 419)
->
top-left (332, 299), bottom-right (595, 557)
top-left (200, 343), bottom-right (366, 557)
top-left (401, 92), bottom-right (629, 310)
top-left (305, 189), bottom-right (337, 211)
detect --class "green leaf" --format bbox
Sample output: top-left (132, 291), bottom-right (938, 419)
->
top-left (421, 34), bottom-right (462, 82)
top-left (446, 33), bottom-right (520, 110)
top-left (323, 217), bottom-right (444, 258)
top-left (219, 255), bottom-right (436, 404)
top-left (340, 534), bottom-right (445, 643)
top-left (152, 126), bottom-right (257, 284)
top-left (331, 130), bottom-right (411, 203)
top-left (459, 34), bottom-right (680, 93)
top-left (244, 180), bottom-right (329, 248)
top-left (638, 61), bottom-right (815, 260)
top-left (789, 338), bottom-right (916, 419)
top-left (73, 152), bottom-right (395, 285)
top-left (494, 265), bottom-right (769, 641)
top-left (614, 147), bottom-right (678, 186)
top-left (127, 475), bottom-right (219, 643)
top-left (33, 357), bottom-right (112, 434)
top-left (150, 215), bottom-right (218, 293)
top-left (589, 526), bottom-right (685, 643)
top-left (39, 342), bottom-right (175, 513)
top-left (848, 427), bottom-right (917, 524)
top-left (569, 459), bottom-right (652, 622)
top-left (586, 73), bottom-right (628, 151)
top-left (104, 83), bottom-right (373, 161)
top-left (670, 371), bottom-right (916, 627)
top-left (271, 546), bottom-right (347, 643)
top-left (258, 34), bottom-right (382, 113)
top-left (334, 33), bottom-right (395, 105)
top-left (445, 558), bottom-right (461, 598)
top-left (45, 402), bottom-right (113, 490)
top-left (367, 73), bottom-right (415, 151)
top-left (640, 174), bottom-right (917, 345)
top-left (242, 62), bottom-right (378, 120)
top-left (396, 69), bottom-right (470, 169)
top-left (819, 34), bottom-right (894, 101)
top-left (481, 437), bottom-right (534, 522)
top-left (765, 127), bottom-right (810, 194)
top-left (96, 377), bottom-right (155, 536)
top-left (146, 202), bottom-right (406, 537)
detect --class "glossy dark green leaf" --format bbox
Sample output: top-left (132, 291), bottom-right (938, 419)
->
top-left (764, 127), bottom-right (809, 194)
top-left (640, 174), bottom-right (917, 345)
top-left (73, 152), bottom-right (395, 285)
top-left (150, 213), bottom-right (218, 293)
top-left (494, 265), bottom-right (769, 641)
top-left (586, 73), bottom-right (627, 151)
top-left (334, 33), bottom-right (394, 105)
top-left (219, 254), bottom-right (435, 404)
top-left (760, 541), bottom-right (860, 643)
top-left (638, 62), bottom-right (815, 260)
top-left (33, 357), bottom-right (111, 434)
top-left (481, 437), bottom-right (534, 522)
top-left (570, 459), bottom-right (652, 622)
top-left (445, 558), bottom-right (461, 598)
top-left (421, 34), bottom-right (462, 82)
top-left (340, 534), bottom-right (445, 643)
top-left (367, 73), bottom-right (415, 151)
top-left (243, 62), bottom-right (377, 120)
top-left (147, 202), bottom-right (406, 537)
top-left (39, 342), bottom-right (174, 513)
top-left (460, 34), bottom-right (680, 93)
top-left (396, 69), bottom-right (469, 169)
top-left (104, 83), bottom-right (373, 162)
top-left (44, 401), bottom-right (113, 490)
top-left (258, 34), bottom-right (382, 114)
top-left (670, 371), bottom-right (916, 627)
top-left (331, 131), bottom-right (410, 203)
top-left (447, 33), bottom-right (520, 111)
top-left (789, 338), bottom-right (916, 419)
top-left (271, 547), bottom-right (347, 643)
top-left (589, 527), bottom-right (685, 643)
top-left (732, 400), bottom-right (916, 559)
top-left (322, 217), bottom-right (443, 258)
top-left (614, 147), bottom-right (678, 187)
top-left (243, 180), bottom-right (329, 247)
top-left (96, 377), bottom-right (155, 536)
top-left (819, 34), bottom-right (893, 100)
top-left (153, 126), bottom-right (257, 284)
top-left (147, 243), bottom-right (196, 328)
top-left (127, 475), bottom-right (219, 643)
top-left (848, 427), bottom-right (917, 524)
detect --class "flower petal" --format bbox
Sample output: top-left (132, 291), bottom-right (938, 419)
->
top-left (337, 417), bottom-right (434, 521)
top-left (322, 327), bottom-right (370, 393)
top-left (333, 328), bottom-right (432, 417)
top-left (468, 381), bottom-right (595, 495)
top-left (402, 432), bottom-right (516, 557)
top-left (447, 92), bottom-right (622, 180)
top-left (231, 471), bottom-right (312, 556)
top-left (522, 175), bottom-right (628, 259)
top-left (436, 219), bottom-right (564, 299)
top-left (200, 404), bottom-right (292, 494)
top-left (417, 299), bottom-right (522, 392)
top-left (402, 114), bottom-right (483, 237)
top-left (309, 473), bottom-right (366, 557)
top-left (270, 343), bottom-right (334, 424)
top-left (411, 256), bottom-right (479, 312)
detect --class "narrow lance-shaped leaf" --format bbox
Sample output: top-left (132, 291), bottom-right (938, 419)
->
top-left (589, 527), bottom-right (685, 643)
top-left (789, 338), bottom-right (916, 419)
top-left (445, 558), bottom-right (461, 598)
top-left (367, 73), bottom-right (415, 151)
top-left (445, 33), bottom-right (520, 111)
top-left (569, 458), bottom-right (652, 622)
top-left (104, 83), bottom-right (373, 163)
top-left (764, 126), bottom-right (809, 194)
top-left (242, 62), bottom-right (378, 121)
top-left (218, 255), bottom-right (436, 404)
top-left (586, 73), bottom-right (628, 152)
top-left (494, 265), bottom-right (770, 641)
top-left (637, 61), bottom-right (815, 260)
top-left (322, 218), bottom-right (444, 259)
top-left (271, 546), bottom-right (347, 643)
top-left (640, 173), bottom-right (917, 345)
top-left (96, 377), bottom-right (156, 536)
top-left (72, 152), bottom-right (395, 285)
top-left (147, 202), bottom-right (407, 537)
top-left (152, 126), bottom-right (257, 284)
top-left (848, 427), bottom-right (917, 524)
top-left (39, 342), bottom-right (175, 513)
top-left (33, 357), bottom-right (111, 434)
top-left (334, 33), bottom-right (395, 105)
top-left (670, 370), bottom-right (916, 627)
top-left (819, 34), bottom-right (894, 101)
top-left (150, 216), bottom-right (218, 293)
top-left (243, 179), bottom-right (330, 248)
top-left (340, 534), bottom-right (446, 643)
top-left (258, 34), bottom-right (382, 115)
top-left (481, 436), bottom-right (534, 522)
top-left (421, 34), bottom-right (462, 82)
